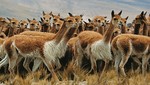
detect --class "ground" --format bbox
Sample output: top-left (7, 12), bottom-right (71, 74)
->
top-left (0, 67), bottom-right (150, 85)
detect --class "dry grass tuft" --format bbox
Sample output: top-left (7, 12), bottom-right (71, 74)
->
top-left (1, 68), bottom-right (150, 85)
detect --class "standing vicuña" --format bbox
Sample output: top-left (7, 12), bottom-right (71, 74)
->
top-left (74, 10), bottom-right (122, 80)
top-left (1, 16), bottom-right (78, 82)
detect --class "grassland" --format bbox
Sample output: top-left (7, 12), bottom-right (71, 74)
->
top-left (0, 66), bottom-right (150, 85)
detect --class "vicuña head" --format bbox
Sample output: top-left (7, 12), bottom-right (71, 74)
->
top-left (27, 18), bottom-right (40, 31)
top-left (68, 12), bottom-right (83, 25)
top-left (134, 11), bottom-right (147, 25)
top-left (7, 17), bottom-right (19, 28)
top-left (111, 10), bottom-right (122, 27)
top-left (19, 20), bottom-right (28, 28)
top-left (42, 11), bottom-right (52, 25)
top-left (93, 16), bottom-right (107, 27)
top-left (133, 11), bottom-right (147, 35)
top-left (84, 19), bottom-right (96, 31)
top-left (52, 13), bottom-right (61, 25)
top-left (0, 17), bottom-right (8, 27)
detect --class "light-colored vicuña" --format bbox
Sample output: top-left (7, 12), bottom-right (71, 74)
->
top-left (74, 10), bottom-right (122, 78)
top-left (1, 16), bottom-right (78, 81)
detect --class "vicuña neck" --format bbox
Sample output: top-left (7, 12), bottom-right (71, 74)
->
top-left (41, 24), bottom-right (49, 32)
top-left (62, 26), bottom-right (77, 43)
top-left (29, 27), bottom-right (35, 31)
top-left (103, 21), bottom-right (115, 44)
top-left (120, 25), bottom-right (126, 33)
top-left (54, 21), bottom-right (67, 44)
top-left (142, 23), bottom-right (148, 36)
top-left (134, 24), bottom-right (141, 34)
top-left (77, 22), bottom-right (84, 33)
top-left (8, 26), bottom-right (15, 37)
top-left (50, 24), bottom-right (58, 33)
top-left (97, 26), bottom-right (105, 35)
top-left (20, 27), bottom-right (25, 33)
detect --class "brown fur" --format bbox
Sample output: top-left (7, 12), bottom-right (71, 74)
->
top-left (3, 15), bottom-right (78, 81)
top-left (1, 27), bottom-right (9, 37)
top-left (42, 11), bottom-right (52, 25)
top-left (93, 16), bottom-right (107, 35)
top-left (0, 32), bottom-right (6, 38)
top-left (148, 14), bottom-right (150, 22)
top-left (84, 20), bottom-right (96, 31)
top-left (0, 17), bottom-right (8, 28)
top-left (18, 20), bottom-right (29, 33)
top-left (0, 18), bottom-right (9, 37)
top-left (68, 13), bottom-right (84, 35)
top-left (93, 16), bottom-right (107, 27)
top-left (133, 11), bottom-right (147, 35)
top-left (0, 38), bottom-right (4, 45)
top-left (48, 13), bottom-right (61, 33)
top-left (78, 31), bottom-right (103, 49)
top-left (52, 13), bottom-right (60, 24)
top-left (120, 16), bottom-right (128, 33)
top-left (27, 18), bottom-right (40, 31)
top-left (67, 37), bottom-right (78, 49)
top-left (0, 17), bottom-right (8, 38)
top-left (20, 31), bottom-right (55, 37)
top-left (53, 16), bottom-right (76, 43)
top-left (17, 19), bottom-right (62, 72)
top-left (112, 27), bottom-right (121, 41)
top-left (50, 18), bottom-right (62, 33)
top-left (7, 18), bottom-right (19, 37)
top-left (6, 35), bottom-right (47, 54)
top-left (112, 34), bottom-right (150, 77)
top-left (74, 11), bottom-right (122, 79)
top-left (39, 11), bottom-right (52, 32)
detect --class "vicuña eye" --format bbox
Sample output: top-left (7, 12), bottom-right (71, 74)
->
top-left (68, 20), bottom-right (72, 22)
top-left (114, 18), bottom-right (117, 20)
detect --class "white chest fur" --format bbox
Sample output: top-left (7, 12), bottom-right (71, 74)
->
top-left (90, 40), bottom-right (112, 60)
top-left (43, 38), bottom-right (67, 62)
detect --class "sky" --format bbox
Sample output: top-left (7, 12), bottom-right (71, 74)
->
top-left (0, 0), bottom-right (149, 23)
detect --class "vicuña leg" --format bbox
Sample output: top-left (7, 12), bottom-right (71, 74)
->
top-left (32, 58), bottom-right (42, 72)
top-left (42, 57), bottom-right (59, 81)
top-left (114, 55), bottom-right (121, 76)
top-left (119, 55), bottom-right (130, 77)
top-left (142, 55), bottom-right (150, 76)
top-left (132, 56), bottom-right (142, 73)
top-left (23, 57), bottom-right (32, 73)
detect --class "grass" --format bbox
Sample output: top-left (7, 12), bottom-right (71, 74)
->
top-left (0, 67), bottom-right (150, 85)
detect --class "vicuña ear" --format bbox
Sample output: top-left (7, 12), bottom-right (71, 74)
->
top-left (27, 18), bottom-right (31, 22)
top-left (51, 14), bottom-right (54, 17)
top-left (49, 11), bottom-right (52, 15)
top-left (88, 19), bottom-right (91, 22)
top-left (60, 18), bottom-right (65, 21)
top-left (80, 14), bottom-right (83, 17)
top-left (126, 16), bottom-right (129, 20)
top-left (104, 16), bottom-right (107, 18)
top-left (140, 11), bottom-right (144, 16)
top-left (7, 17), bottom-right (11, 22)
top-left (111, 10), bottom-right (115, 18)
top-left (83, 21), bottom-right (87, 25)
top-left (39, 21), bottom-right (42, 24)
top-left (58, 13), bottom-right (60, 16)
top-left (106, 20), bottom-right (109, 23)
top-left (43, 11), bottom-right (46, 15)
top-left (118, 10), bottom-right (122, 16)
top-left (144, 11), bottom-right (147, 16)
top-left (40, 17), bottom-right (44, 22)
top-left (68, 12), bottom-right (73, 17)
